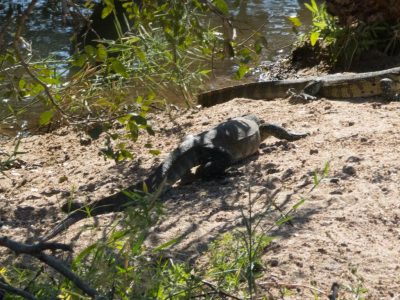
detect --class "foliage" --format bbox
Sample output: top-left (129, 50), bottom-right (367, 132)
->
top-left (0, 135), bottom-right (26, 173)
top-left (207, 231), bottom-right (272, 296)
top-left (204, 186), bottom-right (308, 298)
top-left (289, 0), bottom-right (400, 68)
top-left (1, 163), bottom-right (374, 299)
top-left (303, 0), bottom-right (339, 47)
top-left (343, 266), bottom-right (368, 300)
top-left (0, 0), bottom-right (265, 161)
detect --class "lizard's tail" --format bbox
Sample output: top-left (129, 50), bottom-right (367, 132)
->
top-left (197, 80), bottom-right (309, 107)
top-left (42, 210), bottom-right (87, 241)
top-left (42, 189), bottom-right (143, 241)
top-left (260, 124), bottom-right (309, 141)
top-left (43, 144), bottom-right (215, 241)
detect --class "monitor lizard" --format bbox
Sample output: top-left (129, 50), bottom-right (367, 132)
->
top-left (198, 66), bottom-right (400, 107)
top-left (43, 115), bottom-right (308, 241)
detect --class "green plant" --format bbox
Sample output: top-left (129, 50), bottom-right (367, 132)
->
top-left (1, 162), bottom-right (331, 299)
top-left (207, 231), bottom-right (272, 295)
top-left (55, 191), bottom-right (203, 299)
top-left (288, 0), bottom-right (339, 48)
top-left (206, 188), bottom-right (306, 298)
top-left (342, 266), bottom-right (368, 300)
top-left (0, 135), bottom-right (25, 173)
top-left (289, 0), bottom-right (400, 68)
top-left (304, 0), bottom-right (340, 47)
top-left (1, 0), bottom-right (266, 162)
top-left (205, 163), bottom-right (330, 299)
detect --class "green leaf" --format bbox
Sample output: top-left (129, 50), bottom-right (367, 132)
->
top-left (118, 149), bottom-right (133, 160)
top-left (84, 45), bottom-right (96, 56)
top-left (199, 69), bottom-right (212, 75)
top-left (142, 182), bottom-right (148, 194)
top-left (213, 0), bottom-right (229, 15)
top-left (323, 162), bottom-right (330, 177)
top-left (292, 198), bottom-right (306, 210)
top-left (234, 63), bottom-right (249, 80)
top-left (146, 126), bottom-right (155, 136)
top-left (101, 5), bottom-right (114, 19)
top-left (288, 16), bottom-right (302, 27)
top-left (111, 60), bottom-right (128, 77)
top-left (253, 40), bottom-right (261, 54)
top-left (87, 123), bottom-right (110, 139)
top-left (313, 171), bottom-right (319, 186)
top-left (39, 110), bottom-right (54, 126)
top-left (73, 244), bottom-right (97, 267)
top-left (110, 230), bottom-right (128, 241)
top-left (304, 3), bottom-right (316, 13)
top-left (310, 31), bottom-right (320, 46)
top-left (130, 114), bottom-right (147, 125)
top-left (38, 76), bottom-right (59, 85)
top-left (152, 237), bottom-right (180, 252)
top-left (149, 149), bottom-right (160, 155)
top-left (126, 36), bottom-right (140, 44)
top-left (311, 0), bottom-right (318, 12)
top-left (18, 79), bottom-right (25, 90)
top-left (72, 53), bottom-right (86, 67)
top-left (31, 83), bottom-right (45, 95)
top-left (127, 123), bottom-right (139, 141)
top-left (96, 45), bottom-right (108, 61)
top-left (275, 215), bottom-right (293, 226)
top-left (134, 48), bottom-right (147, 63)
top-left (313, 21), bottom-right (327, 30)
top-left (131, 232), bottom-right (146, 255)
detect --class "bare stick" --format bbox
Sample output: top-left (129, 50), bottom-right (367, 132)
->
top-left (0, 237), bottom-right (71, 253)
top-left (0, 279), bottom-right (39, 300)
top-left (0, 237), bottom-right (102, 299)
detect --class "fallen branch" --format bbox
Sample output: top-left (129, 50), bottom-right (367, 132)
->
top-left (0, 237), bottom-right (71, 253)
top-left (0, 236), bottom-right (102, 299)
top-left (0, 278), bottom-right (39, 300)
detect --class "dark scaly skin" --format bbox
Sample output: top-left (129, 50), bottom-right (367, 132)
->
top-left (43, 115), bottom-right (308, 241)
top-left (198, 66), bottom-right (400, 107)
top-left (379, 78), bottom-right (400, 101)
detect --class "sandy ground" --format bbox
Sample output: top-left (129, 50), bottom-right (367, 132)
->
top-left (1, 97), bottom-right (400, 299)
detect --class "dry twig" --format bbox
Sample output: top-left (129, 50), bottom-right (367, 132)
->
top-left (0, 236), bottom-right (102, 299)
top-left (0, 278), bottom-right (39, 300)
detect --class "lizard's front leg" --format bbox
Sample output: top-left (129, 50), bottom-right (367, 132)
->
top-left (288, 80), bottom-right (322, 104)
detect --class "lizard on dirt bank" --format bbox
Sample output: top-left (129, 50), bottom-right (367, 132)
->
top-left (43, 115), bottom-right (308, 241)
top-left (198, 66), bottom-right (400, 107)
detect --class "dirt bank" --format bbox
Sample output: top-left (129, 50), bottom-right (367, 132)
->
top-left (1, 97), bottom-right (399, 298)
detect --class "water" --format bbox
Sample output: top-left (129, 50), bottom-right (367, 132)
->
top-left (0, 0), bottom-right (314, 136)
top-left (234, 0), bottom-right (310, 55)
top-left (208, 0), bottom-right (313, 87)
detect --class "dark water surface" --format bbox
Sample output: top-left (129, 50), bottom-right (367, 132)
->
top-left (209, 0), bottom-right (313, 88)
top-left (0, 0), bottom-right (313, 136)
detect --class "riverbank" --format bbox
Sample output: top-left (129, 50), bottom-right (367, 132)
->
top-left (1, 96), bottom-right (400, 298)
